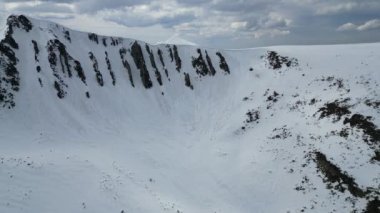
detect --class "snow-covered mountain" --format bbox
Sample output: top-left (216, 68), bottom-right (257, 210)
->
top-left (0, 15), bottom-right (379, 213)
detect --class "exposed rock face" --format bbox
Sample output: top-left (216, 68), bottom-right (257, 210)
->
top-left (32, 40), bottom-right (39, 62)
top-left (102, 38), bottom-right (107, 47)
top-left (46, 39), bottom-right (86, 86)
top-left (344, 114), bottom-right (380, 145)
top-left (157, 49), bottom-right (169, 80)
top-left (266, 51), bottom-right (298, 70)
top-left (110, 38), bottom-right (120, 46)
top-left (105, 51), bottom-right (116, 86)
top-left (318, 99), bottom-right (351, 122)
top-left (130, 41), bottom-right (152, 89)
top-left (192, 49), bottom-right (210, 76)
top-left (88, 52), bottom-right (104, 86)
top-left (119, 48), bottom-right (135, 87)
top-left (0, 40), bottom-right (19, 108)
top-left (47, 39), bottom-right (69, 98)
top-left (167, 45), bottom-right (174, 62)
top-left (3, 33), bottom-right (18, 49)
top-left (173, 45), bottom-right (182, 72)
top-left (313, 151), bottom-right (366, 198)
top-left (54, 80), bottom-right (66, 99)
top-left (145, 44), bottom-right (162, 86)
top-left (216, 52), bottom-right (230, 74)
top-left (74, 61), bottom-right (86, 85)
top-left (64, 30), bottom-right (71, 42)
top-left (0, 15), bottom-right (33, 107)
top-left (6, 15), bottom-right (33, 34)
top-left (88, 33), bottom-right (99, 44)
top-left (184, 72), bottom-right (193, 90)
top-left (47, 38), bottom-right (87, 89)
top-left (205, 51), bottom-right (216, 76)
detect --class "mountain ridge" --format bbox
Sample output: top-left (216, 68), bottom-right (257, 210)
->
top-left (0, 14), bottom-right (232, 109)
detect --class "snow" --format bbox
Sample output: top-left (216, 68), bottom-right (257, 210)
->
top-left (0, 15), bottom-right (379, 213)
top-left (158, 34), bottom-right (197, 46)
top-left (0, 11), bottom-right (10, 40)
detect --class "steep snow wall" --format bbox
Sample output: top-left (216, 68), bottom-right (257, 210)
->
top-left (0, 15), bottom-right (235, 138)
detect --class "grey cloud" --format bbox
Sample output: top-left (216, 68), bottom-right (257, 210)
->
top-left (2, 0), bottom-right (380, 48)
top-left (33, 13), bottom-right (75, 20)
top-left (315, 0), bottom-right (380, 15)
top-left (159, 14), bottom-right (196, 28)
top-left (177, 0), bottom-right (209, 5)
top-left (75, 0), bottom-right (150, 13)
top-left (210, 0), bottom-right (276, 12)
top-left (10, 2), bottom-right (74, 13)
top-left (337, 19), bottom-right (380, 31)
top-left (102, 4), bottom-right (196, 28)
top-left (3, 0), bottom-right (77, 2)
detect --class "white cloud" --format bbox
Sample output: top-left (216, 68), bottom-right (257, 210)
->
top-left (261, 12), bottom-right (292, 28)
top-left (357, 19), bottom-right (380, 31)
top-left (337, 19), bottom-right (380, 31)
top-left (337, 23), bottom-right (357, 31)
top-left (100, 1), bottom-right (198, 28)
top-left (230, 21), bottom-right (247, 30)
top-left (251, 29), bottom-right (290, 39)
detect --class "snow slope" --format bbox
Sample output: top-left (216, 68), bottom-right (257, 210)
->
top-left (0, 15), bottom-right (379, 213)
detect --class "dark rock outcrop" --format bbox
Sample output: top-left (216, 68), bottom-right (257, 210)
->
top-left (105, 51), bottom-right (116, 86)
top-left (47, 39), bottom-right (73, 77)
top-left (318, 99), bottom-right (351, 122)
top-left (216, 52), bottom-right (230, 74)
top-left (158, 49), bottom-right (169, 80)
top-left (6, 15), bottom-right (33, 34)
top-left (119, 48), bottom-right (135, 87)
top-left (266, 51), bottom-right (298, 70)
top-left (184, 73), bottom-right (193, 90)
top-left (130, 41), bottom-right (152, 89)
top-left (102, 38), bottom-right (107, 47)
top-left (145, 45), bottom-right (162, 86)
top-left (88, 52), bottom-right (104, 86)
top-left (32, 40), bottom-right (39, 62)
top-left (3, 34), bottom-right (18, 49)
top-left (0, 40), bottom-right (19, 108)
top-left (54, 80), bottom-right (66, 99)
top-left (314, 151), bottom-right (366, 198)
top-left (46, 39), bottom-right (86, 85)
top-left (88, 33), bottom-right (99, 44)
top-left (167, 45), bottom-right (174, 62)
top-left (64, 30), bottom-right (71, 42)
top-left (110, 38), bottom-right (119, 46)
top-left (173, 45), bottom-right (182, 72)
top-left (192, 49), bottom-right (210, 76)
top-left (344, 114), bottom-right (380, 145)
top-left (205, 51), bottom-right (216, 76)
top-left (74, 61), bottom-right (86, 85)
top-left (47, 39), bottom-right (71, 98)
top-left (0, 16), bottom-right (33, 108)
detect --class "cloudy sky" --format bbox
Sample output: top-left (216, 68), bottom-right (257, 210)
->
top-left (1, 0), bottom-right (380, 48)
